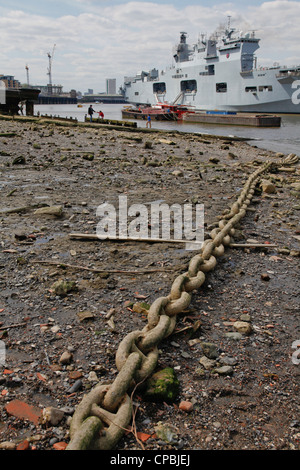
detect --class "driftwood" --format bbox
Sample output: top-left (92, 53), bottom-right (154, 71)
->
top-left (69, 232), bottom-right (199, 244)
top-left (69, 233), bottom-right (276, 249)
top-left (230, 243), bottom-right (277, 248)
top-left (31, 260), bottom-right (173, 275)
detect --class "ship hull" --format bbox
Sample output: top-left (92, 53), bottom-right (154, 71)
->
top-left (124, 31), bottom-right (300, 115)
top-left (125, 67), bottom-right (300, 114)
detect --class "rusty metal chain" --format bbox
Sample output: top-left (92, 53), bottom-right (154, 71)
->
top-left (66, 154), bottom-right (298, 450)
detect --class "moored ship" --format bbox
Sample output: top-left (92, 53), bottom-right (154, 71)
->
top-left (123, 23), bottom-right (300, 114)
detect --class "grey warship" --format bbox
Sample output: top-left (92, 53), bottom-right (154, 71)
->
top-left (123, 23), bottom-right (300, 114)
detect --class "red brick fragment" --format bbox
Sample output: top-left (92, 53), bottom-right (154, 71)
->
top-left (5, 399), bottom-right (42, 425)
top-left (179, 401), bottom-right (194, 413)
top-left (53, 441), bottom-right (68, 450)
top-left (16, 440), bottom-right (30, 451)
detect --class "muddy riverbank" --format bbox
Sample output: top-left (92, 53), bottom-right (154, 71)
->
top-left (0, 117), bottom-right (299, 451)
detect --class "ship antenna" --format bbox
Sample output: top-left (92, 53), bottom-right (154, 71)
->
top-left (227, 15), bottom-right (231, 30)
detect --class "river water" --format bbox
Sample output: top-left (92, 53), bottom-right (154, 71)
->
top-left (35, 103), bottom-right (300, 155)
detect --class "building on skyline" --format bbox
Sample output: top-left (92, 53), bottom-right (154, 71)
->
top-left (0, 75), bottom-right (21, 89)
top-left (106, 79), bottom-right (116, 95)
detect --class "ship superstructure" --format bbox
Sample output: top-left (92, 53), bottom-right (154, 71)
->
top-left (123, 24), bottom-right (300, 113)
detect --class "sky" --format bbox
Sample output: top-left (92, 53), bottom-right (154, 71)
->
top-left (0, 0), bottom-right (299, 94)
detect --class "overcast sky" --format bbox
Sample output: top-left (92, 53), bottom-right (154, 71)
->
top-left (0, 0), bottom-right (299, 94)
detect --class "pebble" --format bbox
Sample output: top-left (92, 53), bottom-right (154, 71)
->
top-left (59, 351), bottom-right (73, 365)
top-left (199, 356), bottom-right (216, 370)
top-left (67, 379), bottom-right (82, 393)
top-left (233, 321), bottom-right (253, 335)
top-left (179, 401), bottom-right (194, 413)
top-left (214, 365), bottom-right (233, 376)
top-left (201, 342), bottom-right (219, 359)
top-left (0, 441), bottom-right (16, 450)
top-left (220, 356), bottom-right (238, 366)
top-left (225, 332), bottom-right (243, 340)
top-left (42, 407), bottom-right (65, 426)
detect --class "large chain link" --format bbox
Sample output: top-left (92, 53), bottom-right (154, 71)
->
top-left (67, 154), bottom-right (298, 450)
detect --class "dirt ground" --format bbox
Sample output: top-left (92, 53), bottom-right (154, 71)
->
top-left (0, 116), bottom-right (299, 451)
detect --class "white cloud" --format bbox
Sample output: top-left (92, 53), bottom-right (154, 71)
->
top-left (0, 1), bottom-right (299, 93)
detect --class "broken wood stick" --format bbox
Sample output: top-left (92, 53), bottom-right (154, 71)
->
top-left (0, 322), bottom-right (27, 331)
top-left (69, 232), bottom-right (203, 246)
top-left (229, 243), bottom-right (277, 248)
top-left (31, 260), bottom-right (173, 274)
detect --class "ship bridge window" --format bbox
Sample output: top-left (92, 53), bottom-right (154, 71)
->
top-left (180, 79), bottom-right (197, 93)
top-left (245, 86), bottom-right (257, 93)
top-left (153, 82), bottom-right (166, 94)
top-left (216, 82), bottom-right (227, 93)
top-left (258, 85), bottom-right (273, 92)
top-left (199, 65), bottom-right (215, 76)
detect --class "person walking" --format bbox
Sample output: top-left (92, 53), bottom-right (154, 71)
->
top-left (146, 114), bottom-right (151, 128)
top-left (88, 105), bottom-right (96, 122)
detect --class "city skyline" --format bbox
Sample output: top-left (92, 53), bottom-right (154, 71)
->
top-left (0, 1), bottom-right (299, 93)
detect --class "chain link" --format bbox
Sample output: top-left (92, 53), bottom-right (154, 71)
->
top-left (67, 155), bottom-right (298, 450)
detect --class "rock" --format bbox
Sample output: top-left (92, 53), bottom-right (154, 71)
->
top-left (42, 407), bottom-right (65, 426)
top-left (290, 182), bottom-right (300, 191)
top-left (261, 272), bottom-right (270, 281)
top-left (225, 332), bottom-right (243, 340)
top-left (261, 180), bottom-right (276, 194)
top-left (0, 441), bottom-right (17, 450)
top-left (154, 422), bottom-right (178, 444)
top-left (12, 155), bottom-right (26, 165)
top-left (199, 356), bottom-right (216, 370)
top-left (144, 367), bottom-right (179, 403)
top-left (240, 313), bottom-right (251, 322)
top-left (172, 170), bottom-right (184, 177)
top-left (214, 365), bottom-right (233, 375)
top-left (158, 139), bottom-right (176, 145)
top-left (82, 154), bottom-right (94, 161)
top-left (76, 310), bottom-right (95, 322)
top-left (290, 250), bottom-right (300, 257)
top-left (34, 205), bottom-right (63, 217)
top-left (67, 379), bottom-right (82, 394)
top-left (201, 342), bottom-right (219, 359)
top-left (59, 351), bottom-right (73, 365)
top-left (179, 401), bottom-right (194, 413)
top-left (50, 279), bottom-right (77, 296)
top-left (87, 371), bottom-right (98, 382)
top-left (233, 321), bottom-right (253, 335)
top-left (220, 356), bottom-right (238, 366)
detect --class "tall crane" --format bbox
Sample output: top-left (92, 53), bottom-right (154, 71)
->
top-left (47, 44), bottom-right (56, 88)
top-left (25, 64), bottom-right (30, 86)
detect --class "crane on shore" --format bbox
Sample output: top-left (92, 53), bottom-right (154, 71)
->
top-left (47, 44), bottom-right (56, 90)
top-left (25, 64), bottom-right (30, 86)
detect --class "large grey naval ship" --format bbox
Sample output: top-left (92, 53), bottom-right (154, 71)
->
top-left (123, 22), bottom-right (300, 114)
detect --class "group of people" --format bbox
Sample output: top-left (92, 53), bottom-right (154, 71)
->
top-left (88, 104), bottom-right (152, 128)
top-left (88, 105), bottom-right (104, 122)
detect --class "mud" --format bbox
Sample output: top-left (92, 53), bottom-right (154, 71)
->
top-left (0, 117), bottom-right (299, 451)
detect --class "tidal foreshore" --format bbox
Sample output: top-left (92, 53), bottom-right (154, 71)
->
top-left (0, 115), bottom-right (299, 451)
